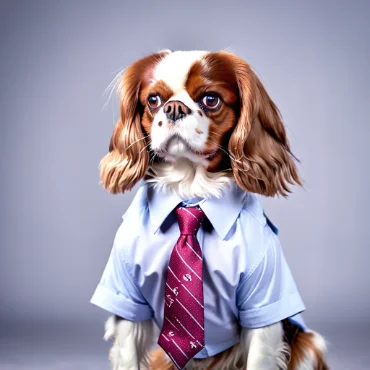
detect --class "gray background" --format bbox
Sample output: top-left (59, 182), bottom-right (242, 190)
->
top-left (1, 0), bottom-right (369, 369)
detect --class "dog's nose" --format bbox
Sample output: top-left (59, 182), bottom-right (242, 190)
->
top-left (163, 100), bottom-right (192, 122)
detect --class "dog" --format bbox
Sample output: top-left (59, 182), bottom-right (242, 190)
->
top-left (91, 50), bottom-right (329, 369)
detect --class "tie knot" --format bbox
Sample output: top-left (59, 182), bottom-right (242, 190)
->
top-left (174, 206), bottom-right (205, 235)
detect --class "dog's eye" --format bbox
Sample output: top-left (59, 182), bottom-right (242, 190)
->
top-left (148, 95), bottom-right (162, 109)
top-left (202, 94), bottom-right (221, 109)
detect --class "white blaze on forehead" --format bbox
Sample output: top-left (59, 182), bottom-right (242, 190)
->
top-left (153, 50), bottom-right (208, 94)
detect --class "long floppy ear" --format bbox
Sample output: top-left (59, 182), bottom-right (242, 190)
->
top-left (100, 51), bottom-right (169, 194)
top-left (226, 53), bottom-right (302, 197)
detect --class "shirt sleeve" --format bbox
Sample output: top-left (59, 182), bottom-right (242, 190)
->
top-left (236, 225), bottom-right (306, 329)
top-left (90, 221), bottom-right (154, 321)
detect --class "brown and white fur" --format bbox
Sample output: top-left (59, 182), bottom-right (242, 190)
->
top-left (99, 50), bottom-right (329, 369)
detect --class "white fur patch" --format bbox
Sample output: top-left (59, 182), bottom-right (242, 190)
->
top-left (104, 315), bottom-right (116, 341)
top-left (154, 50), bottom-right (208, 94)
top-left (241, 323), bottom-right (289, 370)
top-left (105, 316), bottom-right (153, 370)
top-left (147, 159), bottom-right (233, 199)
top-left (150, 93), bottom-right (210, 156)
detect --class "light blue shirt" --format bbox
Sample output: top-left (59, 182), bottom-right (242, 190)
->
top-left (90, 182), bottom-right (306, 358)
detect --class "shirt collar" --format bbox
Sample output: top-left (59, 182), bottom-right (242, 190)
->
top-left (147, 182), bottom-right (247, 240)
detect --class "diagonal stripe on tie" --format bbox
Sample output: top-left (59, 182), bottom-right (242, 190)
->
top-left (185, 241), bottom-right (202, 259)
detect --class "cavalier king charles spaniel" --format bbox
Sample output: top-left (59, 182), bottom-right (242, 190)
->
top-left (97, 50), bottom-right (329, 370)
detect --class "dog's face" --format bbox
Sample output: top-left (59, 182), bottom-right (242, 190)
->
top-left (100, 50), bottom-right (301, 197)
top-left (139, 51), bottom-right (239, 173)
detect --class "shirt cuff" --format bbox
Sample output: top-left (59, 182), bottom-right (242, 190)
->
top-left (90, 284), bottom-right (154, 321)
top-left (238, 291), bottom-right (306, 329)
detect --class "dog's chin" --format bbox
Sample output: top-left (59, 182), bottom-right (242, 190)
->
top-left (156, 136), bottom-right (218, 166)
top-left (148, 136), bottom-right (233, 199)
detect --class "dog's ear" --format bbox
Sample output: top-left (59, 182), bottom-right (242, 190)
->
top-left (225, 53), bottom-right (302, 197)
top-left (100, 51), bottom-right (170, 194)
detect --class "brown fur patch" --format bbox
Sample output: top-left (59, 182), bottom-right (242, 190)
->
top-left (150, 344), bottom-right (245, 370)
top-left (219, 51), bottom-right (302, 196)
top-left (100, 51), bottom-right (170, 194)
top-left (150, 348), bottom-right (175, 370)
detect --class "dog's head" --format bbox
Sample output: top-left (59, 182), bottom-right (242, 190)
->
top-left (100, 50), bottom-right (301, 197)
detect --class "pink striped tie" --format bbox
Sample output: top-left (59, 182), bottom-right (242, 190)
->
top-left (158, 205), bottom-right (206, 369)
